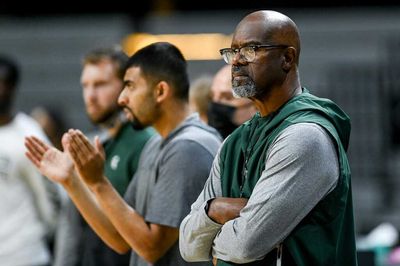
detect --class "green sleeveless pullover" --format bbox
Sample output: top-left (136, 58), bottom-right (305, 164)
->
top-left (217, 89), bottom-right (357, 266)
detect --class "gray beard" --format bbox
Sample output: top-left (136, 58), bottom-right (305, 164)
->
top-left (232, 79), bottom-right (257, 98)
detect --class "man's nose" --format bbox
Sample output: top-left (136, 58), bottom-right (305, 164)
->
top-left (84, 87), bottom-right (97, 102)
top-left (231, 50), bottom-right (246, 65)
top-left (117, 89), bottom-right (127, 106)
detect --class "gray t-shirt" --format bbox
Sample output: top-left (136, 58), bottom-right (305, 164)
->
top-left (124, 114), bottom-right (221, 266)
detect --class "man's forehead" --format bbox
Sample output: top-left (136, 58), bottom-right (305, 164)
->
top-left (232, 22), bottom-right (269, 46)
top-left (124, 66), bottom-right (150, 87)
top-left (82, 62), bottom-right (114, 74)
top-left (124, 66), bottom-right (142, 79)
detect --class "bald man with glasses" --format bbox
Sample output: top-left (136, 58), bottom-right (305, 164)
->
top-left (180, 10), bottom-right (357, 266)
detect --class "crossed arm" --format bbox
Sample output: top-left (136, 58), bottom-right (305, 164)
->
top-left (25, 131), bottom-right (178, 263)
top-left (179, 152), bottom-right (249, 262)
top-left (207, 197), bottom-right (248, 225)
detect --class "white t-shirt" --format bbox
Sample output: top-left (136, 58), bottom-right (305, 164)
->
top-left (0, 113), bottom-right (56, 266)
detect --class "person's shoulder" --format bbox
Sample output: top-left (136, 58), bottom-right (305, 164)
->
top-left (181, 119), bottom-right (222, 142)
top-left (287, 122), bottom-right (330, 136)
top-left (275, 122), bottom-right (334, 151)
top-left (169, 124), bottom-right (222, 158)
top-left (15, 112), bottom-right (38, 127)
top-left (14, 112), bottom-right (49, 141)
top-left (178, 124), bottom-right (221, 148)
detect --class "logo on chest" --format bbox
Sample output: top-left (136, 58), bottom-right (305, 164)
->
top-left (110, 155), bottom-right (120, 170)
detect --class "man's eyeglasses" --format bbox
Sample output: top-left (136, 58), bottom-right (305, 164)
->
top-left (219, 44), bottom-right (289, 64)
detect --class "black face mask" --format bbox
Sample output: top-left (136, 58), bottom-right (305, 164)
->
top-left (207, 102), bottom-right (238, 139)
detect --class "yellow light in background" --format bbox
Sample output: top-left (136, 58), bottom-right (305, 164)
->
top-left (122, 33), bottom-right (232, 60)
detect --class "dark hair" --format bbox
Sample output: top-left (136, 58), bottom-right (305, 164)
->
top-left (82, 46), bottom-right (128, 80)
top-left (125, 42), bottom-right (189, 101)
top-left (0, 55), bottom-right (20, 88)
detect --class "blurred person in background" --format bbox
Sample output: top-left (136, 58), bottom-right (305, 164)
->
top-left (189, 75), bottom-right (212, 124)
top-left (180, 10), bottom-right (357, 265)
top-left (53, 47), bottom-right (154, 266)
top-left (207, 65), bottom-right (256, 139)
top-left (25, 42), bottom-right (221, 266)
top-left (31, 105), bottom-right (67, 151)
top-left (0, 54), bottom-right (59, 266)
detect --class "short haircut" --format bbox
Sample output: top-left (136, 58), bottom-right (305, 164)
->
top-left (82, 46), bottom-right (129, 80)
top-left (125, 42), bottom-right (189, 101)
top-left (0, 55), bottom-right (20, 88)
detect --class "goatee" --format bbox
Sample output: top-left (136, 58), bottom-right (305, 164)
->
top-left (232, 79), bottom-right (257, 98)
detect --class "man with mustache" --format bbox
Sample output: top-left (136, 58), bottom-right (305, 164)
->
top-left (180, 10), bottom-right (357, 265)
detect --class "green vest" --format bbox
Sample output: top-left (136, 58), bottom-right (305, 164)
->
top-left (218, 89), bottom-right (357, 266)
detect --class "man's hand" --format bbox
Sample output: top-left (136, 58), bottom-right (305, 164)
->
top-left (64, 129), bottom-right (106, 186)
top-left (25, 135), bottom-right (74, 184)
top-left (207, 197), bottom-right (248, 225)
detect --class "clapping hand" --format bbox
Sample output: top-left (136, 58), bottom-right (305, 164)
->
top-left (25, 135), bottom-right (75, 184)
top-left (65, 129), bottom-right (106, 186)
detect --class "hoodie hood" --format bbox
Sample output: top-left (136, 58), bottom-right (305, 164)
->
top-left (287, 88), bottom-right (351, 151)
top-left (249, 88), bottom-right (351, 151)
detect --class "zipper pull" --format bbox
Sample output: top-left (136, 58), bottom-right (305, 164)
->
top-left (276, 244), bottom-right (282, 266)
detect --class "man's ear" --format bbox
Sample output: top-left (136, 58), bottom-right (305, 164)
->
top-left (155, 81), bottom-right (170, 103)
top-left (282, 47), bottom-right (297, 72)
